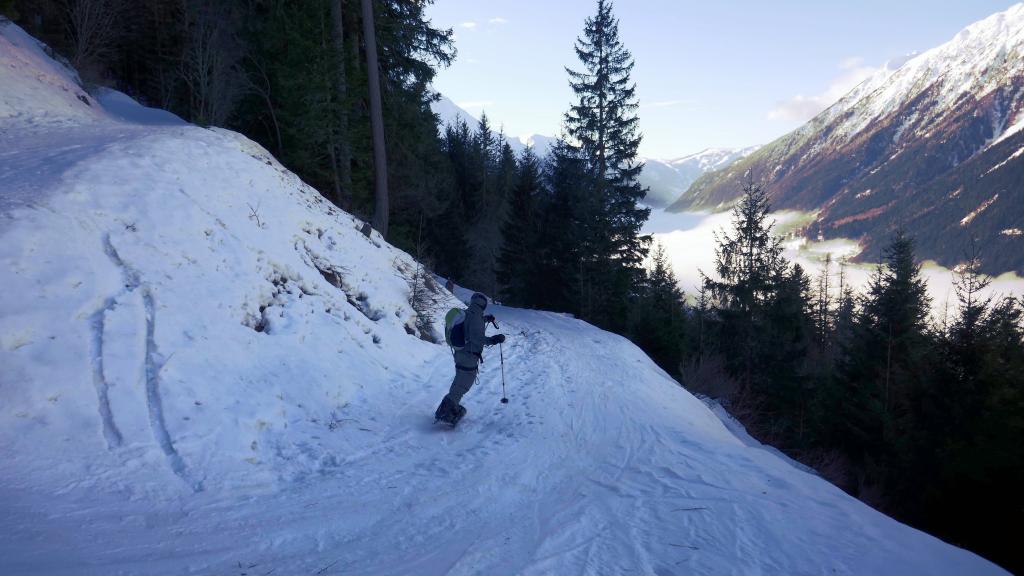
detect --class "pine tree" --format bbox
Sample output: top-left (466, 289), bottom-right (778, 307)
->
top-left (564, 0), bottom-right (650, 330)
top-left (814, 253), bottom-right (834, 352)
top-left (461, 112), bottom-right (499, 291)
top-left (836, 227), bottom-right (933, 508)
top-left (709, 179), bottom-right (787, 392)
top-left (432, 118), bottom-right (475, 280)
top-left (834, 259), bottom-right (856, 349)
top-left (470, 112), bottom-right (495, 214)
top-left (496, 147), bottom-right (543, 305)
top-left (632, 243), bottom-right (687, 375)
top-left (360, 0), bottom-right (389, 237)
top-left (534, 138), bottom-right (588, 314)
top-left (764, 262), bottom-right (814, 444)
top-left (248, 0), bottom-right (342, 197)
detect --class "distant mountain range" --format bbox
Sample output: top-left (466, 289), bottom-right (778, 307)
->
top-left (430, 95), bottom-right (557, 158)
top-left (642, 147), bottom-right (759, 207)
top-left (669, 3), bottom-right (1024, 274)
top-left (429, 96), bottom-right (755, 208)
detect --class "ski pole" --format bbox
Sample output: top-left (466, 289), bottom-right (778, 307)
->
top-left (499, 341), bottom-right (508, 404)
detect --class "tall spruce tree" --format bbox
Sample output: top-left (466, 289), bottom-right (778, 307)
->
top-left (248, 0), bottom-right (342, 197)
top-left (709, 179), bottom-right (787, 395)
top-left (763, 262), bottom-right (814, 445)
top-left (837, 227), bottom-right (933, 508)
top-left (632, 243), bottom-right (687, 375)
top-left (496, 147), bottom-right (542, 305)
top-left (362, 0), bottom-right (453, 250)
top-left (564, 0), bottom-right (650, 330)
top-left (535, 138), bottom-right (589, 314)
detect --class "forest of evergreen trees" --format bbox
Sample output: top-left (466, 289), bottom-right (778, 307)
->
top-left (6, 0), bottom-right (1021, 570)
top-left (681, 182), bottom-right (1023, 571)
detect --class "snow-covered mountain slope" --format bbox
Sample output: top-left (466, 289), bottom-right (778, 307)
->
top-left (0, 22), bottom-right (1010, 575)
top-left (430, 94), bottom-right (480, 133)
top-left (643, 147), bottom-right (760, 207)
top-left (430, 95), bottom-right (556, 158)
top-left (671, 3), bottom-right (1024, 274)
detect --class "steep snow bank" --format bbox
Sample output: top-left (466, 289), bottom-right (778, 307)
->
top-left (0, 18), bottom-right (105, 129)
top-left (0, 21), bottom-right (1009, 575)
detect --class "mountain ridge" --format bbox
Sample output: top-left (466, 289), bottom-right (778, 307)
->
top-left (668, 3), bottom-right (1024, 273)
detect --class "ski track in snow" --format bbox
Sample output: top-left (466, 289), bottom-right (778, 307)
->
top-left (142, 286), bottom-right (200, 492)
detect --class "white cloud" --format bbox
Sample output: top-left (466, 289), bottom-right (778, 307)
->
top-left (460, 21), bottom-right (478, 29)
top-left (489, 17), bottom-right (509, 25)
top-left (768, 58), bottom-right (880, 122)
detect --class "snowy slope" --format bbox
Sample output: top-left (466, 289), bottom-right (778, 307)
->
top-left (0, 22), bottom-right (1010, 575)
top-left (430, 94), bottom-right (480, 133)
top-left (0, 18), bottom-right (105, 130)
top-left (820, 5), bottom-right (1024, 146)
top-left (430, 95), bottom-right (555, 158)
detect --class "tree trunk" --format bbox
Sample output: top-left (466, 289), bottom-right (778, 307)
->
top-left (329, 0), bottom-right (352, 200)
top-left (360, 0), bottom-right (389, 238)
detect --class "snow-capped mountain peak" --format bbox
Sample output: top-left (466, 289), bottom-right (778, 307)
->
top-left (668, 146), bottom-right (762, 172)
top-left (674, 3), bottom-right (1024, 274)
top-left (819, 3), bottom-right (1024, 145)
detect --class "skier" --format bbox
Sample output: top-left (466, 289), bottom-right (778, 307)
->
top-left (435, 292), bottom-right (505, 425)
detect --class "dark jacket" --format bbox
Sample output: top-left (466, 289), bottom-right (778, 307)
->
top-left (454, 292), bottom-right (498, 370)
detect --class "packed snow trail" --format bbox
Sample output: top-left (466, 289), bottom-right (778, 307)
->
top-left (0, 20), bottom-right (1010, 575)
top-left (3, 290), bottom-right (1006, 575)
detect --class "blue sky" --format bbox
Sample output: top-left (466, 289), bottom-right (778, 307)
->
top-left (426, 0), bottom-right (1019, 159)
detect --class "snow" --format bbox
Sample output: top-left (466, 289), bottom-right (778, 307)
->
top-left (429, 94), bottom-right (479, 131)
top-left (698, 396), bottom-right (818, 477)
top-left (990, 114), bottom-right (1024, 147)
top-left (0, 18), bottom-right (105, 130)
top-left (802, 4), bottom-right (1024, 148)
top-left (93, 88), bottom-right (187, 126)
top-left (0, 22), bottom-right (1011, 576)
top-left (960, 193), bottom-right (1000, 226)
top-left (668, 146), bottom-right (762, 174)
top-left (983, 144), bottom-right (1024, 174)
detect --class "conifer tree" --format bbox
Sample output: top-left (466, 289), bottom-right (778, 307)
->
top-left (814, 254), bottom-right (834, 352)
top-left (496, 147), bottom-right (543, 305)
top-left (709, 179), bottom-right (787, 393)
top-left (564, 0), bottom-right (650, 329)
top-left (534, 138), bottom-right (589, 314)
top-left (764, 262), bottom-right (814, 444)
top-left (837, 227), bottom-right (933, 507)
top-left (632, 243), bottom-right (687, 375)
top-left (250, 0), bottom-right (341, 196)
